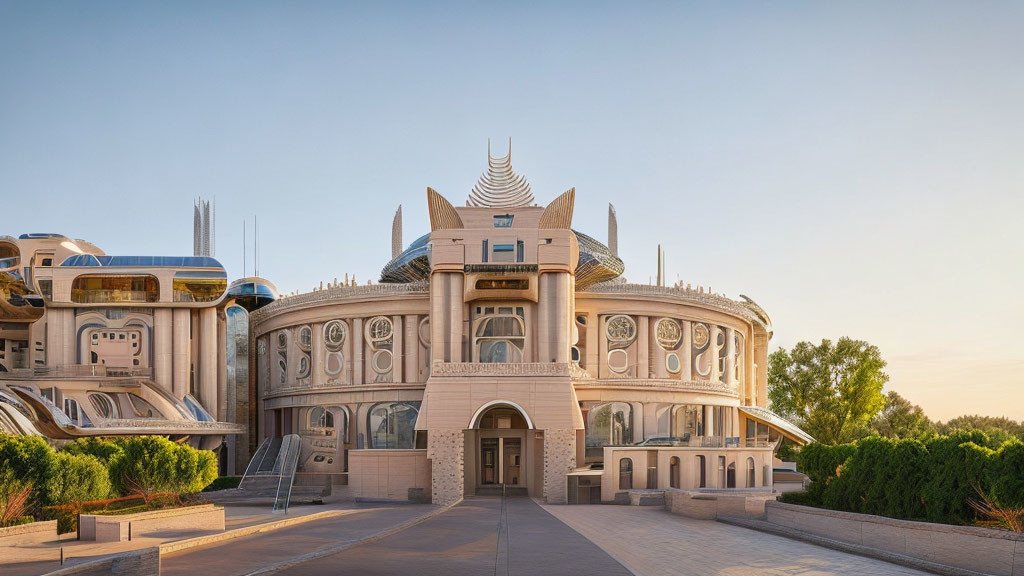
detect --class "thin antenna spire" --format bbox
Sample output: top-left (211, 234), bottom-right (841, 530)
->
top-left (243, 220), bottom-right (247, 277)
top-left (255, 215), bottom-right (258, 277)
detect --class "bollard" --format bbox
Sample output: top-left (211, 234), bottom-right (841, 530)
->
top-left (60, 547), bottom-right (64, 566)
top-left (128, 521), bottom-right (132, 541)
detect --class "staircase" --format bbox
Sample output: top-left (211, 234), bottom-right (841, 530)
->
top-left (238, 435), bottom-right (327, 510)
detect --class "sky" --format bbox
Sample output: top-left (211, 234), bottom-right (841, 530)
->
top-left (1, 2), bottom-right (1021, 421)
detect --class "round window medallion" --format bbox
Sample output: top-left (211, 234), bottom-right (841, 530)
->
top-left (326, 352), bottom-right (344, 376)
top-left (277, 332), bottom-right (287, 349)
top-left (692, 323), bottom-right (710, 348)
top-left (656, 318), bottom-right (681, 349)
top-left (608, 349), bottom-right (629, 374)
top-left (666, 352), bottom-right (681, 374)
top-left (372, 349), bottom-right (394, 374)
top-left (297, 326), bottom-right (312, 352)
top-left (324, 320), bottom-right (346, 351)
top-left (605, 315), bottom-right (637, 344)
top-left (297, 354), bottom-right (310, 378)
top-left (366, 316), bottom-right (393, 344)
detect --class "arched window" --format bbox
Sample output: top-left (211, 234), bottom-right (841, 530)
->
top-left (308, 406), bottom-right (334, 430)
top-left (697, 455), bottom-right (706, 488)
top-left (368, 402), bottom-right (420, 449)
top-left (727, 461), bottom-right (737, 488)
top-left (88, 393), bottom-right (119, 419)
top-left (473, 308), bottom-right (525, 363)
top-left (747, 457), bottom-right (756, 488)
top-left (619, 458), bottom-right (633, 490)
top-left (671, 405), bottom-right (704, 440)
top-left (669, 456), bottom-right (680, 489)
top-left (585, 402), bottom-right (632, 459)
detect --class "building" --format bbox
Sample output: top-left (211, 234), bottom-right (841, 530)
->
top-left (249, 146), bottom-right (813, 505)
top-left (0, 231), bottom-right (276, 473)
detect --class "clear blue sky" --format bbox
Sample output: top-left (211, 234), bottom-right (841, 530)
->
top-left (2, 2), bottom-right (1021, 421)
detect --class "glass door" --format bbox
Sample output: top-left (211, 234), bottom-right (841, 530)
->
top-left (502, 438), bottom-right (521, 486)
top-left (481, 438), bottom-right (498, 485)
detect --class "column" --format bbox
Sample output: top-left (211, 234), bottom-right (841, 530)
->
top-left (404, 314), bottom-right (419, 382)
top-left (755, 331), bottom-right (769, 406)
top-left (681, 320), bottom-right (693, 381)
top-left (725, 327), bottom-right (737, 394)
top-left (153, 309), bottom-right (172, 391)
top-left (311, 322), bottom-right (324, 387)
top-left (391, 315), bottom-right (403, 383)
top-left (217, 311), bottom-right (227, 420)
top-left (199, 307), bottom-right (217, 413)
top-left (45, 310), bottom-right (61, 367)
top-left (649, 318), bottom-right (663, 379)
top-left (428, 429), bottom-right (465, 506)
top-left (172, 309), bottom-right (191, 399)
top-left (448, 274), bottom-right (464, 362)
top-left (542, 428), bottom-right (576, 504)
top-left (585, 312), bottom-right (598, 377)
top-left (61, 309), bottom-right (75, 365)
top-left (637, 316), bottom-right (649, 378)
top-left (352, 318), bottom-right (364, 385)
top-left (745, 331), bottom-right (755, 405)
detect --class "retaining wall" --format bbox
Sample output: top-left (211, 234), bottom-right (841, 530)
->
top-left (0, 520), bottom-right (58, 547)
top-left (79, 504), bottom-right (224, 542)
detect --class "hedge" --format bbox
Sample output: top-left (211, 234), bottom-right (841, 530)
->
top-left (784, 431), bottom-right (1024, 526)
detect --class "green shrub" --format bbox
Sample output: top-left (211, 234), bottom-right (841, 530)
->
top-left (795, 442), bottom-right (856, 504)
top-left (108, 436), bottom-right (217, 500)
top-left (822, 436), bottom-right (928, 519)
top-left (61, 437), bottom-right (123, 464)
top-left (921, 433), bottom-right (995, 524)
top-left (0, 434), bottom-right (55, 506)
top-left (45, 452), bottom-right (111, 506)
top-left (987, 441), bottom-right (1024, 509)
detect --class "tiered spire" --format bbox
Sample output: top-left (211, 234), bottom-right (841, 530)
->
top-left (467, 139), bottom-right (534, 208)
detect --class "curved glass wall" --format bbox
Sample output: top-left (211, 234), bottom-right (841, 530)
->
top-left (173, 271), bottom-right (227, 302)
top-left (367, 401), bottom-right (420, 449)
top-left (71, 275), bottom-right (159, 303)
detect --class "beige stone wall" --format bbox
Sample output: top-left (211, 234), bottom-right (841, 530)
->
top-left (766, 501), bottom-right (1024, 576)
top-left (428, 429), bottom-right (465, 506)
top-left (348, 449), bottom-right (431, 501)
top-left (543, 428), bottom-right (576, 504)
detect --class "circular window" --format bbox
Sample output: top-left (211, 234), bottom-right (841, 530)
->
top-left (666, 353), bottom-right (681, 374)
top-left (605, 315), bottom-right (637, 344)
top-left (324, 320), bottom-right (346, 351)
top-left (372, 350), bottom-right (394, 374)
top-left (692, 323), bottom-right (709, 348)
top-left (326, 352), bottom-right (344, 376)
top-left (576, 315), bottom-right (587, 325)
top-left (418, 317), bottom-right (431, 347)
top-left (297, 354), bottom-right (311, 378)
top-left (607, 349), bottom-right (629, 374)
top-left (297, 326), bottom-right (312, 352)
top-left (366, 316), bottom-right (393, 344)
top-left (656, 318), bottom-right (681, 350)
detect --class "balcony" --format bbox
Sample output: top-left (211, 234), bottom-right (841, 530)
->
top-left (430, 362), bottom-right (571, 378)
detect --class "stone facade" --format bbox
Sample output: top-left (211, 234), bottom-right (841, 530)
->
top-left (543, 428), bottom-right (577, 504)
top-left (428, 429), bottom-right (465, 506)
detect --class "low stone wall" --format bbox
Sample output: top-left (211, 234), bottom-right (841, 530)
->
top-left (0, 520), bottom-right (58, 546)
top-left (349, 449), bottom-right (431, 502)
top-left (664, 488), bottom-right (775, 520)
top-left (79, 504), bottom-right (224, 542)
top-left (43, 546), bottom-right (159, 576)
top-left (765, 501), bottom-right (1024, 576)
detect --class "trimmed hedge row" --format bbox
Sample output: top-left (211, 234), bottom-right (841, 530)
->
top-left (0, 434), bottom-right (218, 531)
top-left (782, 431), bottom-right (1024, 525)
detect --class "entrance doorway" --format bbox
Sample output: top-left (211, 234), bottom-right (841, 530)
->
top-left (481, 437), bottom-right (522, 486)
top-left (473, 404), bottom-right (531, 492)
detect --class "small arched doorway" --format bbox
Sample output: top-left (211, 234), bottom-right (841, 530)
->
top-left (470, 402), bottom-right (533, 493)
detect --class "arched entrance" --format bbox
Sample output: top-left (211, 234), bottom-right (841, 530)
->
top-left (469, 402), bottom-right (535, 494)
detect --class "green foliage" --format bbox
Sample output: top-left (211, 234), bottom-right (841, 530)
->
top-left (45, 452), bottom-right (111, 506)
top-left (0, 469), bottom-right (34, 528)
top-left (768, 338), bottom-right (888, 445)
top-left (796, 441), bottom-right (856, 503)
top-left (868, 391), bottom-right (933, 439)
top-left (822, 436), bottom-right (928, 519)
top-left (108, 436), bottom-right (217, 499)
top-left (988, 441), bottom-right (1024, 509)
top-left (61, 437), bottom-right (123, 464)
top-left (0, 434), bottom-right (55, 505)
top-left (936, 415), bottom-right (1024, 444)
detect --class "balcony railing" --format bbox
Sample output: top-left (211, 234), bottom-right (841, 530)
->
top-left (431, 362), bottom-right (571, 378)
top-left (0, 365), bottom-right (153, 380)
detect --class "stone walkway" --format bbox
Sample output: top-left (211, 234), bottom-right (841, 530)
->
top-left (541, 504), bottom-right (933, 576)
top-left (161, 503), bottom-right (434, 576)
top-left (275, 496), bottom-right (632, 576)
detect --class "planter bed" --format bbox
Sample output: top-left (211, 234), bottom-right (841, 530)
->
top-left (79, 503), bottom-right (224, 542)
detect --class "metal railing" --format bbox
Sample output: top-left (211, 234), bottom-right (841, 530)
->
top-left (272, 435), bottom-right (301, 514)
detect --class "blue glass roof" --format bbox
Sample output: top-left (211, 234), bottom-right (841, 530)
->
top-left (19, 233), bottom-right (67, 240)
top-left (61, 255), bottom-right (224, 269)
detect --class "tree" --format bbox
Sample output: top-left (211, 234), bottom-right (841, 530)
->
top-left (45, 452), bottom-right (111, 506)
top-left (107, 436), bottom-right (217, 502)
top-left (768, 337), bottom-right (887, 444)
top-left (869, 391), bottom-right (933, 439)
top-left (936, 415), bottom-right (1024, 445)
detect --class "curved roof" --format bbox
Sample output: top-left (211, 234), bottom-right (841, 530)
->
top-left (60, 255), bottom-right (224, 269)
top-left (467, 144), bottom-right (534, 208)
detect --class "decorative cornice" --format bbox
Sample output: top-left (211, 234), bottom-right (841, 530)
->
top-left (250, 282), bottom-right (428, 327)
top-left (431, 362), bottom-right (570, 378)
top-left (538, 188), bottom-right (575, 229)
top-left (572, 377), bottom-right (739, 397)
top-left (579, 283), bottom-right (770, 331)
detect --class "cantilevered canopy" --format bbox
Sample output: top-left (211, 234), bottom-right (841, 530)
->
top-left (739, 405), bottom-right (815, 445)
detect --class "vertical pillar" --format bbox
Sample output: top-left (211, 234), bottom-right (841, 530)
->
top-left (311, 322), bottom-right (324, 387)
top-left (448, 274), bottom-right (464, 362)
top-left (681, 320), bottom-right (693, 381)
top-left (755, 331), bottom-right (769, 406)
top-left (392, 315), bottom-right (403, 383)
top-left (542, 428), bottom-right (576, 504)
top-left (172, 308), bottom-right (191, 399)
top-left (710, 325), bottom-right (722, 384)
top-left (61, 309), bottom-right (75, 365)
top-left (430, 274), bottom-right (445, 364)
top-left (153, 308), bottom-right (172, 390)
top-left (428, 429), bottom-right (465, 506)
top-left (649, 318), bottom-right (663, 379)
top-left (585, 311), bottom-right (598, 377)
top-left (404, 314), bottom-right (419, 382)
top-left (745, 331), bottom-right (755, 405)
top-left (45, 310), bottom-right (61, 367)
top-left (597, 315), bottom-right (608, 378)
top-left (725, 327), bottom-right (737, 394)
top-left (705, 406), bottom-right (715, 440)
top-left (199, 307), bottom-right (217, 412)
top-left (217, 311), bottom-right (227, 421)
top-left (352, 318), bottom-right (364, 385)
top-left (637, 316), bottom-right (649, 378)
